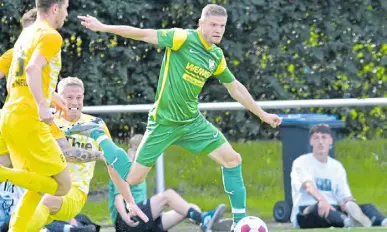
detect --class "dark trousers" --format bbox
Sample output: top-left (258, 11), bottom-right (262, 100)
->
top-left (297, 203), bottom-right (386, 228)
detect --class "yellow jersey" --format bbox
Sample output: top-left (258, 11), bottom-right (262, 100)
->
top-left (55, 114), bottom-right (111, 194)
top-left (0, 48), bottom-right (65, 139)
top-left (0, 48), bottom-right (13, 77)
top-left (3, 20), bottom-right (62, 119)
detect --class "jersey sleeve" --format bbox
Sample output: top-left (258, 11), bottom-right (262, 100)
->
top-left (0, 48), bottom-right (14, 76)
top-left (157, 28), bottom-right (188, 51)
top-left (291, 157), bottom-right (314, 192)
top-left (213, 51), bottom-right (236, 83)
top-left (36, 30), bottom-right (63, 62)
top-left (335, 164), bottom-right (352, 203)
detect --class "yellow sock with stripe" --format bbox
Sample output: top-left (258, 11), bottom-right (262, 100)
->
top-left (0, 166), bottom-right (58, 195)
top-left (9, 190), bottom-right (42, 232)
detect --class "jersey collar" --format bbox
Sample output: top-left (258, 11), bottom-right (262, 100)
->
top-left (196, 29), bottom-right (213, 51)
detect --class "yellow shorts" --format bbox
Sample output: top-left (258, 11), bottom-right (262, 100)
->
top-left (0, 113), bottom-right (66, 176)
top-left (0, 132), bottom-right (8, 155)
top-left (47, 187), bottom-right (87, 224)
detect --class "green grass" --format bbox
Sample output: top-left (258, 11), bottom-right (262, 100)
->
top-left (82, 139), bottom-right (387, 227)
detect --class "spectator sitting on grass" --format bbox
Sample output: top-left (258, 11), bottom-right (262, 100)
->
top-left (290, 124), bottom-right (387, 229)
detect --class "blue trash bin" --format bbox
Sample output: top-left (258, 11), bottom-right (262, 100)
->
top-left (273, 114), bottom-right (345, 222)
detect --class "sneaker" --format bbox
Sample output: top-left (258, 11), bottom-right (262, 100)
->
top-left (344, 201), bottom-right (372, 227)
top-left (212, 218), bottom-right (234, 231)
top-left (200, 204), bottom-right (227, 232)
top-left (381, 218), bottom-right (387, 227)
top-left (65, 118), bottom-right (104, 137)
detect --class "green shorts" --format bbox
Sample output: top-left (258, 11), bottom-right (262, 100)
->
top-left (136, 116), bottom-right (227, 167)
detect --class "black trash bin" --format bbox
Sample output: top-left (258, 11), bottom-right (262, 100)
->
top-left (273, 114), bottom-right (345, 223)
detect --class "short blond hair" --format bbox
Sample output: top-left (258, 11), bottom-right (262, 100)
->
top-left (201, 4), bottom-right (228, 19)
top-left (57, 77), bottom-right (84, 95)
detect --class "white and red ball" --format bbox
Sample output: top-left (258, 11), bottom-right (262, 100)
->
top-left (233, 216), bottom-right (268, 232)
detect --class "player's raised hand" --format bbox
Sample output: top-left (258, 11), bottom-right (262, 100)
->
top-left (126, 202), bottom-right (149, 223)
top-left (38, 105), bottom-right (54, 125)
top-left (77, 15), bottom-right (104, 32)
top-left (261, 113), bottom-right (282, 128)
top-left (51, 92), bottom-right (68, 118)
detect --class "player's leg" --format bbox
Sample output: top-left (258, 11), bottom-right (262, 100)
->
top-left (160, 204), bottom-right (201, 230)
top-left (359, 203), bottom-right (387, 226)
top-left (0, 115), bottom-right (71, 196)
top-left (66, 117), bottom-right (177, 184)
top-left (29, 187), bottom-right (87, 231)
top-left (1, 116), bottom-right (71, 232)
top-left (65, 118), bottom-right (135, 180)
top-left (344, 201), bottom-right (372, 227)
top-left (175, 117), bottom-right (246, 225)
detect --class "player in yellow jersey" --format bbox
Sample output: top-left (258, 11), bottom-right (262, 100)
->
top-left (28, 77), bottom-right (110, 231)
top-left (0, 1), bottom-right (71, 231)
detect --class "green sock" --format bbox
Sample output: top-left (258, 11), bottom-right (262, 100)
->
top-left (222, 164), bottom-right (247, 223)
top-left (91, 130), bottom-right (131, 180)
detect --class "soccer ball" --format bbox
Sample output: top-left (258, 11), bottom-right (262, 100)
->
top-left (233, 216), bottom-right (269, 232)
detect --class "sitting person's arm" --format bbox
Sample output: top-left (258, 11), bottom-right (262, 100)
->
top-left (335, 163), bottom-right (355, 208)
top-left (114, 194), bottom-right (135, 225)
top-left (291, 158), bottom-right (335, 218)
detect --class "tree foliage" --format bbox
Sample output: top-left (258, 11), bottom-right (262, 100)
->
top-left (1, 0), bottom-right (386, 140)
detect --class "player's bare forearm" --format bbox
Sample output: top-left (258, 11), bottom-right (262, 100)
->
top-left (303, 180), bottom-right (327, 202)
top-left (63, 147), bottom-right (102, 163)
top-left (101, 25), bottom-right (158, 45)
top-left (224, 80), bottom-right (266, 118)
top-left (26, 65), bottom-right (46, 106)
top-left (0, 70), bottom-right (4, 79)
top-left (107, 164), bottom-right (135, 204)
top-left (56, 138), bottom-right (102, 163)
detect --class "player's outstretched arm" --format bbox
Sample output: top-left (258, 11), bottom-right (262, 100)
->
top-left (223, 80), bottom-right (282, 128)
top-left (78, 15), bottom-right (158, 45)
top-left (0, 71), bottom-right (4, 79)
top-left (105, 162), bottom-right (149, 222)
top-left (56, 138), bottom-right (103, 163)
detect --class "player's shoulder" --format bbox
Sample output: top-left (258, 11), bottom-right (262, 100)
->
top-left (80, 113), bottom-right (105, 124)
top-left (37, 23), bottom-right (63, 44)
top-left (328, 156), bottom-right (345, 169)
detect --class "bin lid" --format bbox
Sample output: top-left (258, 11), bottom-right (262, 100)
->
top-left (279, 114), bottom-right (345, 128)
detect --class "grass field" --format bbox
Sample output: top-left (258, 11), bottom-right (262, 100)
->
top-left (82, 138), bottom-right (387, 230)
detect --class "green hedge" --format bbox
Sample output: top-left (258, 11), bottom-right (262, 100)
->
top-left (0, 0), bottom-right (386, 140)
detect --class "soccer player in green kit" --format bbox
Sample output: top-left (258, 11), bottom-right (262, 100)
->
top-left (77, 4), bottom-right (282, 231)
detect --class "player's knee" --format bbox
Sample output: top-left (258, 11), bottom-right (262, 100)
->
top-left (189, 203), bottom-right (201, 212)
top-left (54, 177), bottom-right (71, 196)
top-left (55, 181), bottom-right (71, 196)
top-left (164, 189), bottom-right (177, 199)
top-left (223, 152), bottom-right (242, 168)
top-left (41, 195), bottom-right (62, 214)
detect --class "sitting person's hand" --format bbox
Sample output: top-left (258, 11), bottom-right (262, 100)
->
top-left (318, 199), bottom-right (336, 218)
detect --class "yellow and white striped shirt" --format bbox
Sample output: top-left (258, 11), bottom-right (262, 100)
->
top-left (55, 113), bottom-right (111, 194)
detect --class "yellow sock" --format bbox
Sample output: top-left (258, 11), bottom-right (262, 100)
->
top-left (0, 166), bottom-right (58, 195)
top-left (9, 190), bottom-right (42, 232)
top-left (28, 203), bottom-right (51, 232)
